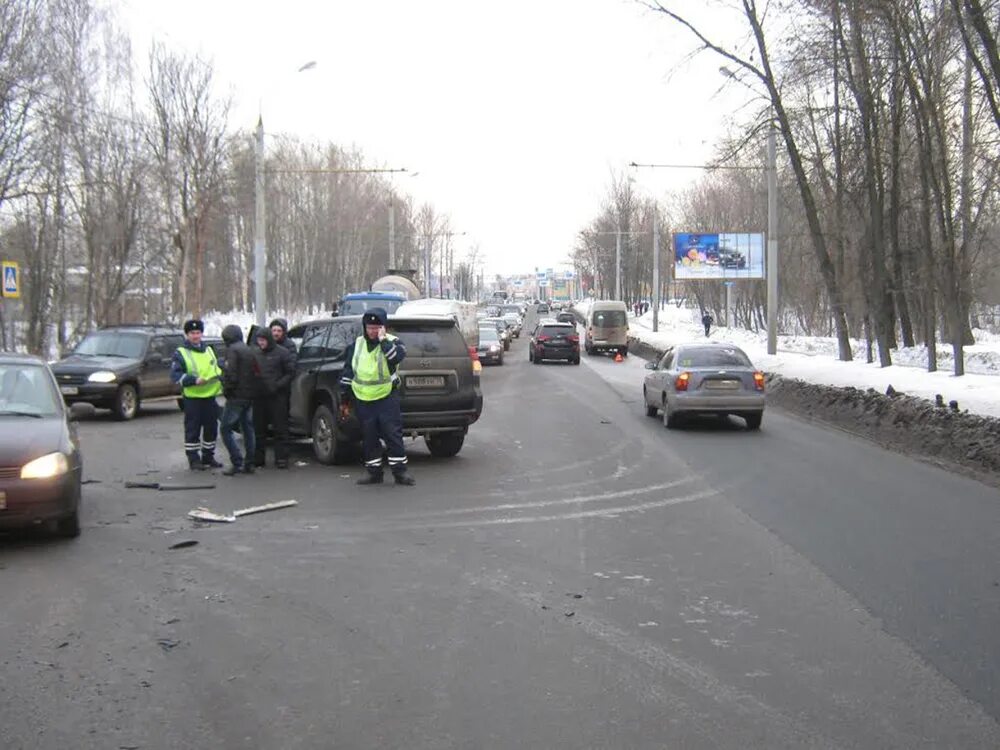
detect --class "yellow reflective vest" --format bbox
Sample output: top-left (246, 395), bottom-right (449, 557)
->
top-left (178, 346), bottom-right (222, 399)
top-left (350, 335), bottom-right (399, 402)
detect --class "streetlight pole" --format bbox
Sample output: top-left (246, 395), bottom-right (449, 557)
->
top-left (652, 209), bottom-right (660, 332)
top-left (615, 225), bottom-right (622, 301)
top-left (767, 117), bottom-right (778, 355)
top-left (254, 117), bottom-right (266, 327)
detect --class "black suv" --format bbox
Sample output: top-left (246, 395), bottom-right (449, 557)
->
top-left (51, 325), bottom-right (225, 420)
top-left (286, 314), bottom-right (484, 464)
top-left (529, 321), bottom-right (580, 365)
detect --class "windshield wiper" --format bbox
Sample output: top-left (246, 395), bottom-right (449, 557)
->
top-left (0, 410), bottom-right (44, 418)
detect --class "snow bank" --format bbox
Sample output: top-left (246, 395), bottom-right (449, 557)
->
top-left (626, 305), bottom-right (1000, 419)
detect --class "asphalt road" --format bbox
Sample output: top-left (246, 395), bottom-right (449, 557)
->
top-left (2, 314), bottom-right (999, 749)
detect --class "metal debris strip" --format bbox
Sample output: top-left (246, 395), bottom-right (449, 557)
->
top-left (187, 500), bottom-right (298, 523)
top-left (126, 481), bottom-right (217, 491)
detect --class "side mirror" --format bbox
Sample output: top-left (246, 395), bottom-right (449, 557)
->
top-left (644, 361), bottom-right (657, 370)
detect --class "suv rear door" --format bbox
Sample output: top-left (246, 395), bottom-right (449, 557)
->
top-left (288, 322), bottom-right (332, 433)
top-left (143, 335), bottom-right (177, 397)
top-left (389, 319), bottom-right (477, 415)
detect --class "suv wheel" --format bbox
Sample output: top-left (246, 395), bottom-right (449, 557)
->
top-left (113, 384), bottom-right (139, 421)
top-left (312, 404), bottom-right (352, 464)
top-left (425, 432), bottom-right (465, 458)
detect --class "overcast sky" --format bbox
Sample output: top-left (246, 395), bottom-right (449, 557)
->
top-left (119, 0), bottom-right (753, 276)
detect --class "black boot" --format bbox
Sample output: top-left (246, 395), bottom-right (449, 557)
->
top-left (188, 460), bottom-right (207, 472)
top-left (222, 464), bottom-right (242, 477)
top-left (357, 472), bottom-right (384, 485)
top-left (202, 456), bottom-right (224, 469)
top-left (393, 471), bottom-right (416, 486)
top-left (243, 464), bottom-right (256, 475)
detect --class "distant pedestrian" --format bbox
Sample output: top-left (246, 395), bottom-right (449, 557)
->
top-left (219, 324), bottom-right (261, 476)
top-left (702, 312), bottom-right (714, 337)
top-left (171, 319), bottom-right (223, 471)
top-left (251, 327), bottom-right (295, 469)
top-left (340, 308), bottom-right (414, 486)
top-left (643, 301), bottom-right (650, 315)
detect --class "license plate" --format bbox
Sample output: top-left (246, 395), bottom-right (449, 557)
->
top-left (0, 491), bottom-right (6, 510)
top-left (406, 376), bottom-right (445, 388)
top-left (60, 386), bottom-right (79, 395)
top-left (704, 380), bottom-right (740, 390)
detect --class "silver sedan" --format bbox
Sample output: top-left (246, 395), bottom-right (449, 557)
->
top-left (642, 343), bottom-right (765, 430)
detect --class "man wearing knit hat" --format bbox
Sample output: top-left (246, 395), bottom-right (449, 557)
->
top-left (339, 308), bottom-right (414, 485)
top-left (171, 319), bottom-right (223, 471)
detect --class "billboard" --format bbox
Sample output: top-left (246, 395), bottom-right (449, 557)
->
top-left (674, 232), bottom-right (765, 280)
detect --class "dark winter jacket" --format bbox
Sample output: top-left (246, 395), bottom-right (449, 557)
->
top-left (339, 333), bottom-right (406, 401)
top-left (170, 339), bottom-right (219, 390)
top-left (252, 328), bottom-right (296, 396)
top-left (269, 318), bottom-right (298, 358)
top-left (221, 324), bottom-right (262, 401)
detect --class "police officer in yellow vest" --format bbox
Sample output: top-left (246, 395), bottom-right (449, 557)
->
top-left (339, 308), bottom-right (415, 485)
top-left (171, 319), bottom-right (223, 471)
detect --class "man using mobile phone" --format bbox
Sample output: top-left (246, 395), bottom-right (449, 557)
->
top-left (339, 308), bottom-right (414, 485)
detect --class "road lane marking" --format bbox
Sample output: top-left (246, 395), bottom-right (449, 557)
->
top-left (392, 487), bottom-right (719, 530)
top-left (399, 477), bottom-right (700, 519)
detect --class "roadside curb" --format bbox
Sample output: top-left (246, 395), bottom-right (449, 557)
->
top-left (626, 335), bottom-right (1000, 482)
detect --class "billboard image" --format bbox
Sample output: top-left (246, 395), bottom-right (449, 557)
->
top-left (674, 232), bottom-right (765, 280)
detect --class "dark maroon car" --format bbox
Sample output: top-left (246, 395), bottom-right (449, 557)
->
top-left (0, 354), bottom-right (84, 538)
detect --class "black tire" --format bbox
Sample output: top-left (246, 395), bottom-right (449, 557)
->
top-left (504, 340), bottom-right (510, 351)
top-left (744, 411), bottom-right (763, 431)
top-left (644, 390), bottom-right (658, 417)
top-left (533, 354), bottom-right (542, 365)
top-left (572, 356), bottom-right (580, 365)
top-left (498, 353), bottom-right (504, 366)
top-left (663, 398), bottom-right (681, 429)
top-left (425, 431), bottom-right (465, 458)
top-left (586, 345), bottom-right (595, 356)
top-left (55, 510), bottom-right (80, 539)
top-left (112, 384), bottom-right (139, 421)
top-left (620, 348), bottom-right (628, 358)
top-left (311, 404), bottom-right (353, 464)
top-left (528, 349), bottom-right (534, 362)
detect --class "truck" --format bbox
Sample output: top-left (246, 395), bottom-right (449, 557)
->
top-left (336, 274), bottom-right (422, 316)
top-left (395, 298), bottom-right (480, 354)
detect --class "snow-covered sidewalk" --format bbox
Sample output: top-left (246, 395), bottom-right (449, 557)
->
top-left (623, 306), bottom-right (1000, 420)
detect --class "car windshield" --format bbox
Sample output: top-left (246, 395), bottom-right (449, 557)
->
top-left (74, 331), bottom-right (147, 359)
top-left (593, 310), bottom-right (627, 327)
top-left (479, 327), bottom-right (500, 343)
top-left (677, 347), bottom-right (753, 368)
top-left (340, 298), bottom-right (403, 315)
top-left (0, 364), bottom-right (62, 416)
top-left (388, 324), bottom-right (468, 357)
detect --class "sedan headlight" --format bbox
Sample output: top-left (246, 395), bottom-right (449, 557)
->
top-left (489, 344), bottom-right (501, 352)
top-left (21, 452), bottom-right (70, 479)
top-left (88, 371), bottom-right (117, 383)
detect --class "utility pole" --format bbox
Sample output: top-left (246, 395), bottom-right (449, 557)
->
top-left (423, 235), bottom-right (432, 297)
top-left (254, 117), bottom-right (267, 327)
top-left (615, 225), bottom-right (622, 301)
top-left (767, 116), bottom-right (778, 355)
top-left (652, 210), bottom-right (660, 332)
top-left (388, 200), bottom-right (395, 270)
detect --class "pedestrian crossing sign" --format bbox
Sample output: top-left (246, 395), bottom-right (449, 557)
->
top-left (1, 261), bottom-right (19, 299)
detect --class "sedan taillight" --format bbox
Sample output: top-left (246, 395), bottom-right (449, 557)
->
top-left (675, 372), bottom-right (691, 392)
top-left (567, 334), bottom-right (579, 343)
top-left (753, 371), bottom-right (766, 391)
top-left (537, 335), bottom-right (551, 342)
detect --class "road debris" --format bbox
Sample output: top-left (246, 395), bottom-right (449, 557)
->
top-left (157, 638), bottom-right (180, 652)
top-left (168, 540), bottom-right (199, 550)
top-left (566, 593), bottom-right (583, 599)
top-left (126, 481), bottom-right (217, 491)
top-left (187, 499), bottom-right (298, 523)
top-left (80, 479), bottom-right (102, 485)
top-left (295, 460), bottom-right (309, 467)
top-left (564, 611), bottom-right (575, 618)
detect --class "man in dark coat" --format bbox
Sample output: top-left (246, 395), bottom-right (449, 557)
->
top-left (252, 327), bottom-right (296, 469)
top-left (219, 324), bottom-right (261, 475)
top-left (340, 308), bottom-right (414, 486)
top-left (269, 318), bottom-right (298, 358)
top-left (702, 312), bottom-right (714, 337)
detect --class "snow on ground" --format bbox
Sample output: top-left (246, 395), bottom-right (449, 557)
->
top-left (611, 304), bottom-right (1000, 419)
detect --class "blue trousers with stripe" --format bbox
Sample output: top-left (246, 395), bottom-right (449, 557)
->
top-left (355, 391), bottom-right (407, 476)
top-left (183, 396), bottom-right (219, 465)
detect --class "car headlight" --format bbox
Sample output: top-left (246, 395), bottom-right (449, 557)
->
top-left (21, 452), bottom-right (70, 479)
top-left (489, 344), bottom-right (500, 352)
top-left (88, 371), bottom-right (117, 383)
